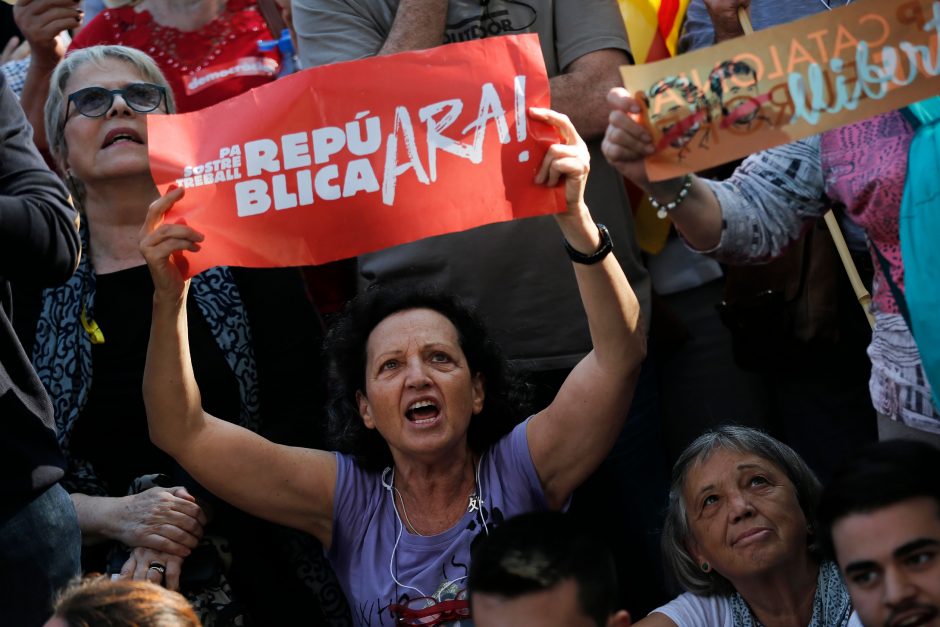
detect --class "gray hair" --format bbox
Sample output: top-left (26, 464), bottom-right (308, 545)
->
top-left (44, 45), bottom-right (175, 203)
top-left (662, 425), bottom-right (822, 596)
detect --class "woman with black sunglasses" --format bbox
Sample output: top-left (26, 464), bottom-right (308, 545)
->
top-left (34, 44), bottom-right (338, 623)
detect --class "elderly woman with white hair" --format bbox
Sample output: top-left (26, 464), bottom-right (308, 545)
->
top-left (33, 44), bottom-right (336, 623)
top-left (634, 426), bottom-right (863, 627)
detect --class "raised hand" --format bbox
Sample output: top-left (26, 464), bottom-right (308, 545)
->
top-left (530, 107), bottom-right (590, 212)
top-left (13, 0), bottom-right (81, 65)
top-left (602, 87), bottom-right (655, 191)
top-left (529, 106), bottom-right (603, 256)
top-left (139, 187), bottom-right (204, 299)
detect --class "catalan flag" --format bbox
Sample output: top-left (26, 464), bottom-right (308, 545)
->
top-left (618, 0), bottom-right (691, 253)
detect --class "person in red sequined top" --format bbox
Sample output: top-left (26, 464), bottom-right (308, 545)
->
top-left (15, 0), bottom-right (282, 154)
top-left (70, 0), bottom-right (282, 113)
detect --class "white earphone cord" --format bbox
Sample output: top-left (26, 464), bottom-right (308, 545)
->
top-left (817, 0), bottom-right (852, 12)
top-left (382, 452), bottom-right (488, 598)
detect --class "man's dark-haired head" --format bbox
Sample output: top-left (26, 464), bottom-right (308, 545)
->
top-left (818, 439), bottom-right (940, 556)
top-left (818, 440), bottom-right (940, 627)
top-left (469, 511), bottom-right (629, 627)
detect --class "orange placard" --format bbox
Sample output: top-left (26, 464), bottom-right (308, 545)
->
top-left (148, 34), bottom-right (564, 278)
top-left (620, 0), bottom-right (940, 180)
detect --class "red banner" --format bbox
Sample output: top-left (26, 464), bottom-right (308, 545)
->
top-left (147, 34), bottom-right (564, 278)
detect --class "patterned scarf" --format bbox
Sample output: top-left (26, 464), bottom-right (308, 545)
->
top-left (32, 223), bottom-right (261, 495)
top-left (729, 561), bottom-right (852, 627)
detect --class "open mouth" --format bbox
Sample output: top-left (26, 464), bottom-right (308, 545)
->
top-left (405, 400), bottom-right (440, 425)
top-left (102, 129), bottom-right (143, 148)
top-left (889, 606), bottom-right (939, 627)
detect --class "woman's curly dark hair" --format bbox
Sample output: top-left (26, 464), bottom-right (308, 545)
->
top-left (323, 283), bottom-right (532, 472)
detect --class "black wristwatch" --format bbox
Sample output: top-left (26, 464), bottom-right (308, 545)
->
top-left (564, 223), bottom-right (613, 265)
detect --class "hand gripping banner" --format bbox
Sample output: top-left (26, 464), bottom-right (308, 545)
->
top-left (147, 34), bottom-right (564, 278)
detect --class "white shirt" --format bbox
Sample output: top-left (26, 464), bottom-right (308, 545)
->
top-left (652, 592), bottom-right (864, 627)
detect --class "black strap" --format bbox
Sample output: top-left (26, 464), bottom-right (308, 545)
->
top-left (900, 105), bottom-right (922, 130)
top-left (871, 242), bottom-right (912, 330)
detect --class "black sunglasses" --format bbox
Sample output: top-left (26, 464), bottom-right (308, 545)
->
top-left (66, 83), bottom-right (168, 120)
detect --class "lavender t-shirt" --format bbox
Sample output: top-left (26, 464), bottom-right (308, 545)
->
top-left (328, 419), bottom-right (549, 627)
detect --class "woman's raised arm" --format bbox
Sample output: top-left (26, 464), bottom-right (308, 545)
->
top-left (525, 108), bottom-right (646, 510)
top-left (139, 188), bottom-right (337, 547)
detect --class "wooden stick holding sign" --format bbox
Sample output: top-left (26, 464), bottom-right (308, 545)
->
top-left (736, 6), bottom-right (875, 329)
top-left (736, 6), bottom-right (754, 35)
top-left (823, 211), bottom-right (876, 328)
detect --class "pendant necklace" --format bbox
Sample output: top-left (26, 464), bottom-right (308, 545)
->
top-left (384, 455), bottom-right (486, 600)
top-left (392, 460), bottom-right (478, 537)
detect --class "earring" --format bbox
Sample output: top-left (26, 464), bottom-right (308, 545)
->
top-left (701, 562), bottom-right (711, 573)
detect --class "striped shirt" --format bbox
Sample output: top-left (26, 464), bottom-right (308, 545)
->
top-left (693, 115), bottom-right (939, 432)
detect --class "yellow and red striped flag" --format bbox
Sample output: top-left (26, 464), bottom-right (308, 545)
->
top-left (619, 0), bottom-right (689, 64)
top-left (618, 0), bottom-right (690, 253)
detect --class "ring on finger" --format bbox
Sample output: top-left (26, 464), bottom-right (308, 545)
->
top-left (148, 562), bottom-right (167, 576)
